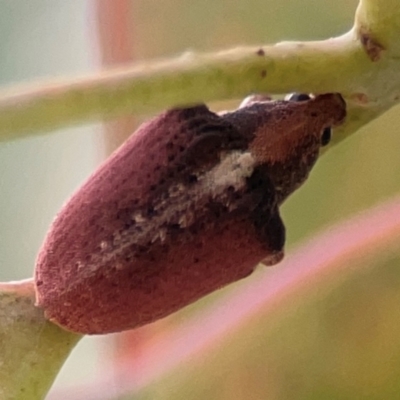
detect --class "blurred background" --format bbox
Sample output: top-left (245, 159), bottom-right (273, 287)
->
top-left (2, 1), bottom-right (400, 399)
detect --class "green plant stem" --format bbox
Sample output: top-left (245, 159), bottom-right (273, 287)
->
top-left (0, 35), bottom-right (353, 141)
top-left (356, 0), bottom-right (400, 52)
top-left (0, 280), bottom-right (82, 400)
top-left (0, 22), bottom-right (398, 144)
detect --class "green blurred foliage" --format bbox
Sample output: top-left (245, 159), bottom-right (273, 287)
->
top-left (284, 107), bottom-right (400, 246)
top-left (132, 0), bottom-right (357, 58)
top-left (0, 2), bottom-right (99, 281)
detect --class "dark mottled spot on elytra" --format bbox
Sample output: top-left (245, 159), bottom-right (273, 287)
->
top-left (253, 213), bottom-right (265, 230)
top-left (150, 184), bottom-right (156, 192)
top-left (116, 207), bottom-right (132, 221)
top-left (310, 112), bottom-right (318, 117)
top-left (124, 221), bottom-right (134, 230)
top-left (178, 145), bottom-right (185, 153)
top-left (256, 48), bottom-right (265, 56)
top-left (193, 257), bottom-right (200, 263)
top-left (248, 170), bottom-right (268, 190)
top-left (188, 174), bottom-right (198, 183)
top-left (197, 221), bottom-right (206, 230)
top-left (232, 190), bottom-right (243, 201)
top-left (166, 142), bottom-right (173, 150)
top-left (186, 118), bottom-right (206, 132)
top-left (260, 70), bottom-right (267, 78)
top-left (169, 223), bottom-right (181, 231)
top-left (207, 202), bottom-right (226, 219)
top-left (179, 105), bottom-right (209, 119)
top-left (136, 245), bottom-right (147, 254)
top-left (195, 124), bottom-right (218, 135)
top-left (190, 225), bottom-right (199, 235)
top-left (176, 164), bottom-right (185, 173)
top-left (149, 254), bottom-right (156, 262)
top-left (147, 206), bottom-right (155, 217)
top-left (194, 132), bottom-right (224, 152)
top-left (167, 154), bottom-right (176, 162)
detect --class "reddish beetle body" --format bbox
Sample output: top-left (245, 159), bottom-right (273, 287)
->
top-left (35, 94), bottom-right (346, 334)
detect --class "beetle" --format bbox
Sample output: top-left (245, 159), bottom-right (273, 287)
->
top-left (34, 93), bottom-right (346, 334)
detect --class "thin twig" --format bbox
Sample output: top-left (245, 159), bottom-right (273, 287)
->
top-left (0, 28), bottom-right (394, 143)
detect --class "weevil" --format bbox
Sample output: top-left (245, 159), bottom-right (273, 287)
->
top-left (34, 93), bottom-right (346, 334)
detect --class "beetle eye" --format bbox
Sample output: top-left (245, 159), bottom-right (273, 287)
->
top-left (321, 127), bottom-right (332, 146)
top-left (285, 92), bottom-right (311, 102)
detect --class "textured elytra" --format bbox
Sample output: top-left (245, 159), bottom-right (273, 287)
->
top-left (34, 94), bottom-right (346, 334)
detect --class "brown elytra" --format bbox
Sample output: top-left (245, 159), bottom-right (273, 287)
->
top-left (34, 94), bottom-right (346, 334)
